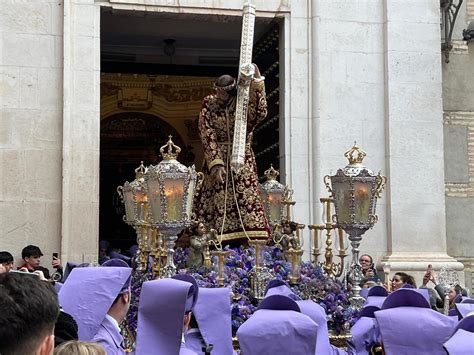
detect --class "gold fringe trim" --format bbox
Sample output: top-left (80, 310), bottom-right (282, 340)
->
top-left (219, 230), bottom-right (269, 241)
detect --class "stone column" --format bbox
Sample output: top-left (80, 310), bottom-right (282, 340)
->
top-left (381, 0), bottom-right (463, 282)
top-left (280, 2), bottom-right (313, 258)
top-left (61, 0), bottom-right (101, 264)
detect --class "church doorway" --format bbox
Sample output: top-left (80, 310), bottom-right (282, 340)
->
top-left (99, 8), bottom-right (281, 251)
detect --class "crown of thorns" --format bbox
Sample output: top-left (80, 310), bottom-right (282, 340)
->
top-left (213, 79), bottom-right (236, 92)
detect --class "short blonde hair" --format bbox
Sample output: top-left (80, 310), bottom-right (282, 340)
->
top-left (54, 341), bottom-right (106, 355)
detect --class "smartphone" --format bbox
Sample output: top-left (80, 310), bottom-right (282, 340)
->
top-left (52, 253), bottom-right (58, 259)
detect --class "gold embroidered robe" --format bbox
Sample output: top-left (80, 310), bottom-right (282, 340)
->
top-left (194, 80), bottom-right (270, 243)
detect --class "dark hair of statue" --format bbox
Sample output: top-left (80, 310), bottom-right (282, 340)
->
top-left (214, 75), bottom-right (237, 97)
top-left (0, 272), bottom-right (59, 355)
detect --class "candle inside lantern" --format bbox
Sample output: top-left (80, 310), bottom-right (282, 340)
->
top-left (354, 182), bottom-right (370, 222)
top-left (268, 192), bottom-right (282, 222)
top-left (164, 179), bottom-right (185, 220)
top-left (135, 191), bottom-right (148, 222)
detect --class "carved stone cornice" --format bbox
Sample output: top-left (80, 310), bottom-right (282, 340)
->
top-left (101, 73), bottom-right (214, 102)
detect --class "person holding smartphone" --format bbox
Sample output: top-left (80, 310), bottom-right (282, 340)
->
top-left (359, 254), bottom-right (381, 286)
top-left (18, 245), bottom-right (63, 281)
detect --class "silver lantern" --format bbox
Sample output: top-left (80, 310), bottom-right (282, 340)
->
top-left (324, 143), bottom-right (386, 307)
top-left (144, 136), bottom-right (201, 278)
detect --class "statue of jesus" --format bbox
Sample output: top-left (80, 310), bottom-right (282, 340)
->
top-left (193, 64), bottom-right (270, 245)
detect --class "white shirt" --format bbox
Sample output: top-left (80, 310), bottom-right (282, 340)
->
top-left (105, 314), bottom-right (121, 333)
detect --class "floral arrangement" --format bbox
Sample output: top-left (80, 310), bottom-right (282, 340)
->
top-left (127, 245), bottom-right (356, 338)
top-left (176, 245), bottom-right (356, 335)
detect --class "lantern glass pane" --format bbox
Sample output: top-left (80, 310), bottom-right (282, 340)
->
top-left (333, 181), bottom-right (351, 224)
top-left (147, 178), bottom-right (162, 223)
top-left (269, 191), bottom-right (283, 222)
top-left (135, 189), bottom-right (148, 222)
top-left (163, 178), bottom-right (185, 221)
top-left (354, 181), bottom-right (371, 223)
top-left (185, 174), bottom-right (195, 219)
top-left (123, 189), bottom-right (135, 222)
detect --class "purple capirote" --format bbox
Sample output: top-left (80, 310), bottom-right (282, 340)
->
top-left (237, 295), bottom-right (318, 355)
top-left (135, 278), bottom-right (196, 355)
top-left (375, 289), bottom-right (457, 355)
top-left (264, 279), bottom-right (346, 355)
top-left (348, 316), bottom-right (381, 355)
top-left (58, 266), bottom-right (131, 341)
top-left (443, 327), bottom-right (474, 354)
top-left (186, 287), bottom-right (234, 355)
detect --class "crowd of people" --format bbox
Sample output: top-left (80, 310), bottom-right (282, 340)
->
top-left (0, 244), bottom-right (473, 355)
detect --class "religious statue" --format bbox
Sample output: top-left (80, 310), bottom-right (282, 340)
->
top-left (186, 222), bottom-right (208, 269)
top-left (193, 65), bottom-right (270, 245)
top-left (273, 220), bottom-right (301, 253)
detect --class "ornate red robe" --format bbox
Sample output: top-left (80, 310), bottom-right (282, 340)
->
top-left (194, 80), bottom-right (270, 243)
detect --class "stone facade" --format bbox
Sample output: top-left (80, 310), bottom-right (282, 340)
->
top-left (0, 0), bottom-right (469, 287)
top-left (443, 0), bottom-right (474, 293)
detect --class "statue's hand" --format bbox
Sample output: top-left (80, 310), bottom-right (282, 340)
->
top-left (211, 165), bottom-right (226, 185)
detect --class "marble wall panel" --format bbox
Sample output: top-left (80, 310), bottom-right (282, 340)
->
top-left (385, 52), bottom-right (442, 85)
top-left (386, 22), bottom-right (441, 53)
top-left (73, 4), bottom-right (99, 37)
top-left (24, 149), bottom-right (62, 201)
top-left (71, 110), bottom-right (100, 151)
top-left (50, 1), bottom-right (64, 35)
top-left (316, 0), bottom-right (383, 23)
top-left (344, 52), bottom-right (384, 85)
top-left (68, 151), bottom-right (100, 202)
top-left (61, 200), bottom-right (99, 263)
top-left (444, 125), bottom-right (470, 184)
top-left (72, 35), bottom-right (100, 71)
top-left (0, 109), bottom-right (33, 149)
top-left (318, 82), bottom-right (384, 125)
top-left (389, 202), bottom-right (448, 253)
top-left (290, 17), bottom-right (309, 49)
top-left (0, 149), bottom-right (26, 201)
top-left (38, 68), bottom-right (63, 109)
top-left (2, 33), bottom-right (56, 68)
top-left (446, 196), bottom-right (474, 258)
top-left (31, 110), bottom-right (62, 149)
top-left (388, 156), bottom-right (445, 202)
top-left (0, 1), bottom-right (50, 34)
top-left (388, 82), bottom-right (442, 122)
top-left (388, 121), bottom-right (444, 160)
top-left (320, 20), bottom-right (383, 53)
top-left (385, 0), bottom-right (439, 24)
top-left (72, 70), bottom-right (100, 111)
top-left (0, 67), bottom-right (20, 108)
top-left (19, 68), bottom-right (39, 109)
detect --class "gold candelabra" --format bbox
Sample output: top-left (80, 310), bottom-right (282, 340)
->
top-left (211, 250), bottom-right (229, 287)
top-left (308, 198), bottom-right (347, 278)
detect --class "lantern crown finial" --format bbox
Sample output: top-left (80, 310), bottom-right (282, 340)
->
top-left (344, 142), bottom-right (366, 166)
top-left (264, 164), bottom-right (279, 181)
top-left (160, 135), bottom-right (181, 161)
top-left (134, 161), bottom-right (146, 179)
